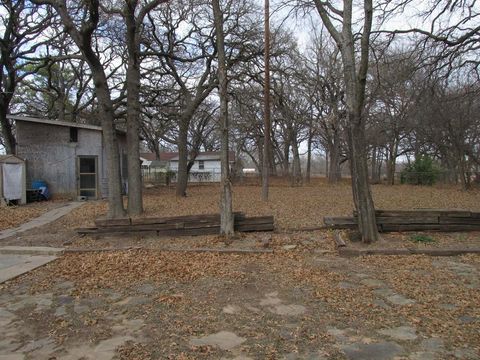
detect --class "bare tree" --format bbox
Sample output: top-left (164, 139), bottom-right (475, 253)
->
top-left (115, 0), bottom-right (168, 216)
top-left (312, 0), bottom-right (379, 242)
top-left (0, 0), bottom-right (52, 154)
top-left (33, 0), bottom-right (126, 218)
top-left (212, 0), bottom-right (234, 236)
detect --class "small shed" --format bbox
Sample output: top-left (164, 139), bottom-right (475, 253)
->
top-left (0, 155), bottom-right (26, 206)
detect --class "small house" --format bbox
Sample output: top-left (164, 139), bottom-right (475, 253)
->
top-left (140, 151), bottom-right (236, 182)
top-left (11, 115), bottom-right (128, 199)
top-left (167, 151), bottom-right (235, 182)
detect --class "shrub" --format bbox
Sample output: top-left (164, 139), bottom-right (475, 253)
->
top-left (409, 234), bottom-right (435, 243)
top-left (400, 156), bottom-right (440, 185)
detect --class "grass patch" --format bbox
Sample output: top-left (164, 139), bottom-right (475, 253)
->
top-left (409, 234), bottom-right (436, 244)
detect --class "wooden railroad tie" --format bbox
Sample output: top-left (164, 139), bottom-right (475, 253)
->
top-left (76, 212), bottom-right (274, 237)
top-left (324, 209), bottom-right (480, 232)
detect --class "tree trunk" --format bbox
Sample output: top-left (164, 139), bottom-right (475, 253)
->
top-left (176, 118), bottom-right (189, 197)
top-left (92, 69), bottom-right (126, 219)
top-left (282, 137), bottom-right (290, 177)
top-left (125, 6), bottom-right (143, 216)
top-left (314, 0), bottom-right (378, 243)
top-left (349, 121), bottom-right (379, 243)
top-left (325, 149), bottom-right (329, 178)
top-left (212, 0), bottom-right (234, 236)
top-left (305, 125), bottom-right (313, 183)
top-left (0, 108), bottom-right (15, 154)
top-left (328, 131), bottom-right (341, 184)
top-left (386, 142), bottom-right (398, 185)
top-left (261, 0), bottom-right (271, 201)
top-left (371, 146), bottom-right (378, 183)
top-left (32, 0), bottom-right (125, 218)
top-left (291, 138), bottom-right (302, 186)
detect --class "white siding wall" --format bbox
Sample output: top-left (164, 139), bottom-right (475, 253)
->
top-left (169, 159), bottom-right (222, 182)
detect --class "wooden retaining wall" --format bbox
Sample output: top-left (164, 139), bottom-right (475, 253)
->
top-left (77, 212), bottom-right (274, 236)
top-left (324, 209), bottom-right (480, 232)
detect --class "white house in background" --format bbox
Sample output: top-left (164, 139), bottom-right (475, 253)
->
top-left (141, 151), bottom-right (236, 182)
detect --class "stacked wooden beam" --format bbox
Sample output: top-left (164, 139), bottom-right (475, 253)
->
top-left (324, 209), bottom-right (480, 232)
top-left (76, 212), bottom-right (274, 236)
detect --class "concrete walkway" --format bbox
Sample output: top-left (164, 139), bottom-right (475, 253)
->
top-left (0, 202), bottom-right (83, 240)
top-left (0, 253), bottom-right (57, 284)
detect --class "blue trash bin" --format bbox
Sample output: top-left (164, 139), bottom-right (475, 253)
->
top-left (31, 179), bottom-right (50, 200)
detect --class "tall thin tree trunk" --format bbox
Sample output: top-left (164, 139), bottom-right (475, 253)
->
top-left (325, 149), bottom-right (329, 178)
top-left (261, 0), bottom-right (271, 201)
top-left (371, 146), bottom-right (378, 183)
top-left (176, 119), bottom-right (189, 197)
top-left (282, 137), bottom-right (290, 177)
top-left (125, 6), bottom-right (143, 215)
top-left (306, 125), bottom-right (313, 183)
top-left (92, 69), bottom-right (125, 218)
top-left (328, 132), bottom-right (341, 184)
top-left (292, 138), bottom-right (302, 186)
top-left (349, 121), bottom-right (378, 243)
top-left (314, 0), bottom-right (378, 243)
top-left (212, 0), bottom-right (234, 236)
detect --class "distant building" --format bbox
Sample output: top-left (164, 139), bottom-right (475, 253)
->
top-left (11, 115), bottom-right (128, 199)
top-left (142, 151), bottom-right (236, 182)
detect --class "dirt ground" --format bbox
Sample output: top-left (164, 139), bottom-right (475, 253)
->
top-left (1, 249), bottom-right (479, 359)
top-left (0, 183), bottom-right (479, 359)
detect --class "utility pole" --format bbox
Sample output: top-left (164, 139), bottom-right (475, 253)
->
top-left (261, 0), bottom-right (271, 201)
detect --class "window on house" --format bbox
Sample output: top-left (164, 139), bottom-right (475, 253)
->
top-left (198, 160), bottom-right (205, 170)
top-left (70, 127), bottom-right (78, 142)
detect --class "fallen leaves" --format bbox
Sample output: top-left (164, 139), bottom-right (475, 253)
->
top-left (33, 250), bottom-right (267, 295)
top-left (0, 202), bottom-right (55, 231)
top-left (63, 183), bottom-right (480, 231)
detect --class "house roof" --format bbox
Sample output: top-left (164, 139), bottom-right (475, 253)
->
top-left (9, 115), bottom-right (128, 136)
top-left (141, 151), bottom-right (236, 162)
top-left (169, 151), bottom-right (236, 162)
top-left (140, 152), bottom-right (158, 161)
top-left (8, 115), bottom-right (103, 131)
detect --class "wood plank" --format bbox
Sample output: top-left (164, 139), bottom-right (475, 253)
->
top-left (353, 209), bottom-right (472, 218)
top-left (236, 216), bottom-right (274, 225)
top-left (378, 209), bottom-right (471, 218)
top-left (158, 227), bottom-right (220, 236)
top-left (235, 223), bottom-right (275, 232)
top-left (324, 217), bottom-right (356, 225)
top-left (131, 214), bottom-right (219, 225)
top-left (324, 217), bottom-right (357, 229)
top-left (438, 216), bottom-right (480, 224)
top-left (381, 224), bottom-right (480, 232)
top-left (95, 223), bottom-right (184, 233)
top-left (130, 212), bottom-right (245, 226)
top-left (376, 216), bottom-right (439, 225)
top-left (95, 218), bottom-right (131, 227)
top-left (76, 227), bottom-right (99, 234)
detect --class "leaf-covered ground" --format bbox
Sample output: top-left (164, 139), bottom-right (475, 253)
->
top-left (1, 249), bottom-right (479, 359)
top-left (0, 201), bottom-right (63, 231)
top-left (0, 182), bottom-right (479, 358)
top-left (63, 182), bottom-right (480, 230)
